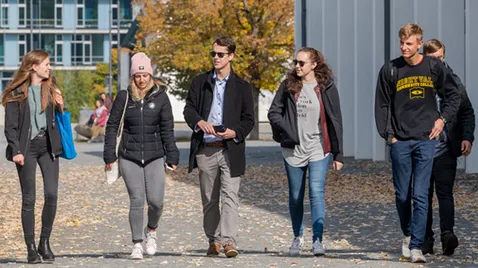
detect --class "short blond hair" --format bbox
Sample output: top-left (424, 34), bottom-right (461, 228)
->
top-left (423, 39), bottom-right (446, 55)
top-left (398, 23), bottom-right (423, 41)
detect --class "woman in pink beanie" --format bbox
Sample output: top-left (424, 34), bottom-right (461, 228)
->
top-left (104, 52), bottom-right (179, 260)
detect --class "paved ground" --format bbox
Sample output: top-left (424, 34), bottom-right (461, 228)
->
top-left (0, 125), bottom-right (477, 267)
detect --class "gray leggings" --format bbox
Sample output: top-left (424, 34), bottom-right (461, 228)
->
top-left (119, 157), bottom-right (166, 243)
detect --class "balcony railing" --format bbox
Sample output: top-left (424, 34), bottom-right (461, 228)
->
top-left (71, 56), bottom-right (105, 66)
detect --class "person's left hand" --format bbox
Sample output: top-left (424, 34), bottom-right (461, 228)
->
top-left (216, 128), bottom-right (236, 140)
top-left (461, 140), bottom-right (473, 157)
top-left (333, 161), bottom-right (343, 171)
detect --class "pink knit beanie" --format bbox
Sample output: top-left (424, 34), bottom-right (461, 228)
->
top-left (130, 52), bottom-right (153, 77)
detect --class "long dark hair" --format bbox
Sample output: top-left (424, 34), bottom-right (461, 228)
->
top-left (287, 47), bottom-right (333, 95)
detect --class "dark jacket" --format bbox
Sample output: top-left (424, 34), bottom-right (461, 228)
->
top-left (183, 69), bottom-right (255, 177)
top-left (268, 80), bottom-right (344, 163)
top-left (4, 90), bottom-right (63, 161)
top-left (375, 56), bottom-right (461, 143)
top-left (443, 63), bottom-right (475, 157)
top-left (104, 84), bottom-right (179, 166)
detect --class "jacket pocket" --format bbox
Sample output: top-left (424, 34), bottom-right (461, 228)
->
top-left (122, 133), bottom-right (129, 154)
top-left (154, 132), bottom-right (159, 151)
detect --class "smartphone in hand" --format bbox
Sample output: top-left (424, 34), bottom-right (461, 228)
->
top-left (165, 163), bottom-right (174, 171)
top-left (213, 125), bottom-right (226, 133)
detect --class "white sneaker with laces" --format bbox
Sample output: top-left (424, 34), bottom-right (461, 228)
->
top-left (402, 236), bottom-right (411, 257)
top-left (131, 243), bottom-right (143, 260)
top-left (289, 237), bottom-right (304, 257)
top-left (410, 249), bottom-right (427, 263)
top-left (144, 227), bottom-right (157, 256)
top-left (312, 240), bottom-right (326, 256)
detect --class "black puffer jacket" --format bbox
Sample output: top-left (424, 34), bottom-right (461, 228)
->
top-left (104, 84), bottom-right (179, 166)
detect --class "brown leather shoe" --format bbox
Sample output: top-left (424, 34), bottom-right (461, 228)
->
top-left (207, 242), bottom-right (221, 257)
top-left (224, 242), bottom-right (239, 258)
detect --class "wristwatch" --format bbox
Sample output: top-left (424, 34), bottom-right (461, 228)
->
top-left (439, 115), bottom-right (447, 124)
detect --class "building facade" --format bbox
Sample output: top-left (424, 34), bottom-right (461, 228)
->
top-left (295, 0), bottom-right (478, 173)
top-left (0, 0), bottom-right (133, 89)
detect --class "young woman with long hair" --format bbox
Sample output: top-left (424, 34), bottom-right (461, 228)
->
top-left (2, 50), bottom-right (64, 264)
top-left (103, 52), bottom-right (179, 260)
top-left (268, 47), bottom-right (344, 257)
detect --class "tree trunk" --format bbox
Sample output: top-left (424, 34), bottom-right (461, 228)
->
top-left (248, 87), bottom-right (260, 140)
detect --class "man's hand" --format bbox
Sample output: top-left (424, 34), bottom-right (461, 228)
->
top-left (429, 118), bottom-right (445, 140)
top-left (333, 161), bottom-right (343, 171)
top-left (197, 120), bottom-right (216, 135)
top-left (461, 140), bottom-right (472, 157)
top-left (216, 128), bottom-right (237, 140)
top-left (391, 137), bottom-right (398, 144)
top-left (13, 154), bottom-right (24, 166)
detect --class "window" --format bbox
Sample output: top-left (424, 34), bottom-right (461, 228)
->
top-left (85, 0), bottom-right (98, 28)
top-left (0, 34), bottom-right (4, 65)
top-left (40, 0), bottom-right (55, 27)
top-left (55, 34), bottom-right (63, 64)
top-left (77, 0), bottom-right (85, 27)
top-left (71, 35), bottom-right (92, 65)
top-left (19, 0), bottom-right (26, 27)
top-left (19, 35), bottom-right (27, 63)
top-left (0, 0), bottom-right (8, 27)
top-left (55, 0), bottom-right (63, 27)
top-left (111, 0), bottom-right (118, 28)
top-left (119, 0), bottom-right (132, 28)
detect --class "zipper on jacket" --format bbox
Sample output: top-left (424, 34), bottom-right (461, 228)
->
top-left (141, 99), bottom-right (144, 164)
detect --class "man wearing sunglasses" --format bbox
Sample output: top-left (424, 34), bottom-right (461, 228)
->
top-left (183, 36), bottom-right (255, 258)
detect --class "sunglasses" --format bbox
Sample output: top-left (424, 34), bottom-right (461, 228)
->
top-left (293, 59), bottom-right (312, 67)
top-left (209, 51), bottom-right (230, 58)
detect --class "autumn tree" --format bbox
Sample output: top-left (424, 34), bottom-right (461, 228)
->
top-left (134, 0), bottom-right (294, 139)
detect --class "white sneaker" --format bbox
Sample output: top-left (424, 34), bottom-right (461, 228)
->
top-left (312, 240), bottom-right (326, 256)
top-left (131, 243), bottom-right (143, 260)
top-left (289, 237), bottom-right (304, 257)
top-left (402, 236), bottom-right (411, 257)
top-left (410, 249), bottom-right (427, 263)
top-left (144, 227), bottom-right (157, 256)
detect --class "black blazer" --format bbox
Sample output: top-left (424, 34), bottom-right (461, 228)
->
top-left (268, 80), bottom-right (344, 163)
top-left (4, 90), bottom-right (63, 161)
top-left (183, 69), bottom-right (255, 177)
top-left (443, 63), bottom-right (475, 157)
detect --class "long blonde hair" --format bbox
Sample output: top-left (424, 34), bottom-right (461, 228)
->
top-left (129, 75), bottom-right (155, 100)
top-left (1, 50), bottom-right (60, 111)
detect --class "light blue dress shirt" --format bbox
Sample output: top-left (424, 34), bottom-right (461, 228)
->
top-left (203, 71), bottom-right (229, 143)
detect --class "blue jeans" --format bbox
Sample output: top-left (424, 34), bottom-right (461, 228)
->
top-left (390, 139), bottom-right (436, 250)
top-left (284, 154), bottom-right (330, 242)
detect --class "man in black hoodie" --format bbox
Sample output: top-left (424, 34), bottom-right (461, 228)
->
top-left (422, 39), bottom-right (475, 256)
top-left (375, 24), bottom-right (461, 263)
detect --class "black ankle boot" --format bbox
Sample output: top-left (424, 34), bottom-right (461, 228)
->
top-left (38, 238), bottom-right (55, 262)
top-left (26, 242), bottom-right (41, 264)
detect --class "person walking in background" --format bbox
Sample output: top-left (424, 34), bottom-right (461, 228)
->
top-left (374, 24), bottom-right (461, 263)
top-left (422, 39), bottom-right (475, 256)
top-left (268, 47), bottom-right (344, 257)
top-left (100, 92), bottom-right (113, 111)
top-left (183, 36), bottom-right (255, 258)
top-left (2, 50), bottom-right (64, 264)
top-left (88, 99), bottom-right (108, 143)
top-left (104, 52), bottom-right (179, 260)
